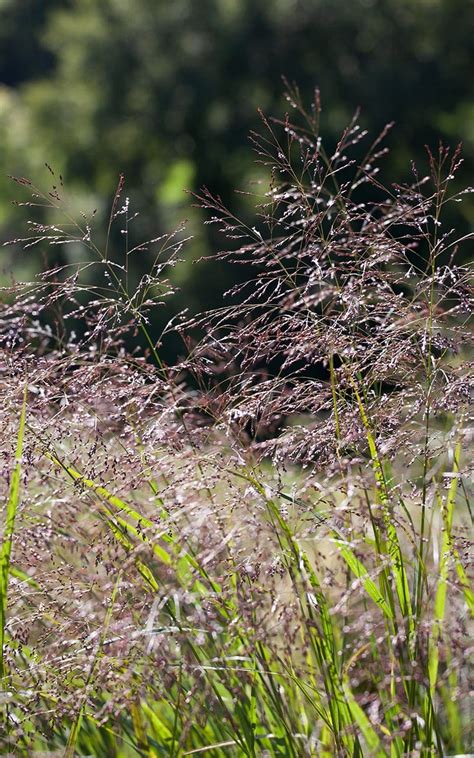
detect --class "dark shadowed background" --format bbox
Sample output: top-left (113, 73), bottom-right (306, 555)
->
top-left (0, 0), bottom-right (472, 356)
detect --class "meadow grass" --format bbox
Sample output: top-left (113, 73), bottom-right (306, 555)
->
top-left (0, 89), bottom-right (472, 756)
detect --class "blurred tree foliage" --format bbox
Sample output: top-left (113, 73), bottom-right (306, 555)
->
top-left (0, 0), bottom-right (472, 346)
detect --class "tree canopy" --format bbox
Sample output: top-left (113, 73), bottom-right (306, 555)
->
top-left (1, 0), bottom-right (472, 326)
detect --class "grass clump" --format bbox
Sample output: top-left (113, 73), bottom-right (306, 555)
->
top-left (0, 87), bottom-right (472, 756)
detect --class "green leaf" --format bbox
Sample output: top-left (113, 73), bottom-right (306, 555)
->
top-left (334, 539), bottom-right (393, 620)
top-left (0, 381), bottom-right (27, 679)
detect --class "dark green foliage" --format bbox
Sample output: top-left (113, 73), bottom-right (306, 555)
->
top-left (0, 0), bottom-right (473, 339)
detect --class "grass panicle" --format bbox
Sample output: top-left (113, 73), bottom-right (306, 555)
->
top-left (0, 89), bottom-right (472, 755)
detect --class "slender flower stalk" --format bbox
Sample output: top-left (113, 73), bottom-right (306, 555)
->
top-left (0, 90), bottom-right (472, 756)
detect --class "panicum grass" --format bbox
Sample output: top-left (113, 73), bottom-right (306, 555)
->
top-left (0, 87), bottom-right (472, 756)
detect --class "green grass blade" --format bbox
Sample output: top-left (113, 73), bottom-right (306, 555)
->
top-left (452, 548), bottom-right (474, 614)
top-left (130, 699), bottom-right (156, 756)
top-left (0, 381), bottom-right (28, 680)
top-left (351, 379), bottom-right (414, 633)
top-left (65, 570), bottom-right (122, 757)
top-left (429, 442), bottom-right (462, 695)
top-left (342, 681), bottom-right (386, 756)
top-left (44, 451), bottom-right (217, 589)
top-left (334, 538), bottom-right (394, 620)
top-left (102, 510), bottom-right (160, 592)
top-left (9, 565), bottom-right (40, 590)
top-left (141, 701), bottom-right (174, 745)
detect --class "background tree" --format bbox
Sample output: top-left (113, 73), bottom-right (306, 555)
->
top-left (0, 0), bottom-right (472, 353)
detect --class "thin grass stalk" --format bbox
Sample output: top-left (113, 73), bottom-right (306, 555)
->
top-left (0, 380), bottom-right (28, 681)
top-left (65, 569), bottom-right (123, 757)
